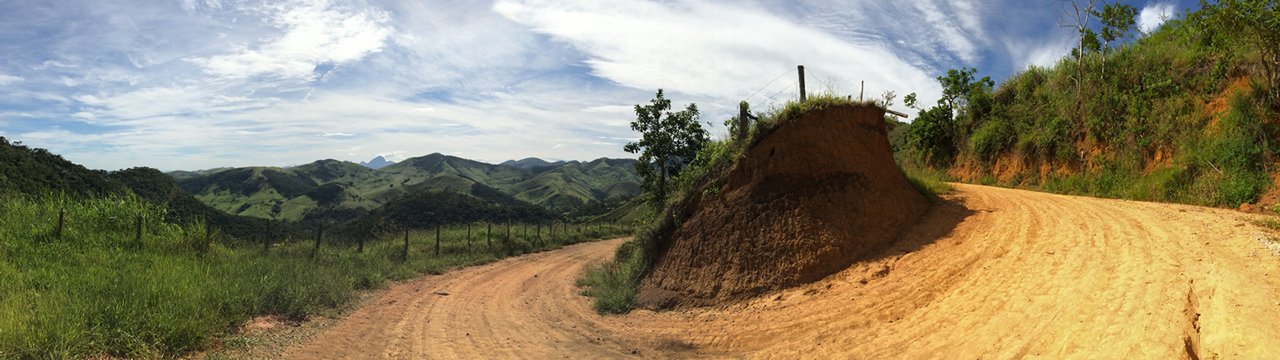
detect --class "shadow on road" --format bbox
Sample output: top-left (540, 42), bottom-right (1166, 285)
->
top-left (857, 192), bottom-right (979, 264)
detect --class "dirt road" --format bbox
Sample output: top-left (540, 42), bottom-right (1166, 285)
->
top-left (288, 184), bottom-right (1280, 359)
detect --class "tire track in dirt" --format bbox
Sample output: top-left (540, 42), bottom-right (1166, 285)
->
top-left (289, 184), bottom-right (1280, 359)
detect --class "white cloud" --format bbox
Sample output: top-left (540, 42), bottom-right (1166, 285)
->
top-left (322, 132), bottom-right (354, 136)
top-left (1004, 33), bottom-right (1074, 70)
top-left (912, 0), bottom-right (987, 64)
top-left (1139, 2), bottom-right (1177, 34)
top-left (32, 60), bottom-right (79, 70)
top-left (0, 74), bottom-right (23, 85)
top-left (581, 105), bottom-right (632, 114)
top-left (73, 86), bottom-right (273, 122)
top-left (71, 111), bottom-right (96, 123)
top-left (188, 0), bottom-right (392, 81)
top-left (493, 0), bottom-right (942, 115)
top-left (377, 151), bottom-right (411, 162)
top-left (0, 112), bottom-right (35, 118)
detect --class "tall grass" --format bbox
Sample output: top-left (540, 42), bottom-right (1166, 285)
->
top-left (0, 193), bottom-right (629, 359)
top-left (575, 239), bottom-right (645, 314)
top-left (900, 164), bottom-right (956, 203)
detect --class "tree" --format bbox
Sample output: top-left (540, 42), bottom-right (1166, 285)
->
top-left (904, 68), bottom-right (994, 165)
top-left (1057, 0), bottom-right (1103, 93)
top-left (624, 89), bottom-right (709, 208)
top-left (1091, 3), bottom-right (1139, 76)
top-left (937, 68), bottom-right (994, 113)
top-left (1190, 0), bottom-right (1280, 90)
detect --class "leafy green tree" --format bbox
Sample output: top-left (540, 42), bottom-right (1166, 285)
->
top-left (904, 68), bottom-right (994, 165)
top-left (937, 67), bottom-right (995, 113)
top-left (1091, 3), bottom-right (1139, 76)
top-left (1189, 0), bottom-right (1280, 90)
top-left (624, 89), bottom-right (709, 208)
top-left (905, 103), bottom-right (955, 165)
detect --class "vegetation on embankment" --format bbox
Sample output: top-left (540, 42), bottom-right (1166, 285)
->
top-left (0, 192), bottom-right (630, 358)
top-left (577, 94), bottom-right (941, 313)
top-left (901, 2), bottom-right (1279, 209)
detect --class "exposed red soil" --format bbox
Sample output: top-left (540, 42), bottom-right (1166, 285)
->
top-left (637, 104), bottom-right (928, 308)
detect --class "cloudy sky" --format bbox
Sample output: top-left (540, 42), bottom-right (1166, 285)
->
top-left (0, 0), bottom-right (1195, 171)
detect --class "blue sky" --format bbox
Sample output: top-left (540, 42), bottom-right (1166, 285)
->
top-left (0, 0), bottom-right (1196, 171)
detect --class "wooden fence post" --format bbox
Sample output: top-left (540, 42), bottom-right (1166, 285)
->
top-left (435, 224), bottom-right (441, 257)
top-left (537, 223), bottom-right (541, 244)
top-left (487, 222), bottom-right (492, 248)
top-left (798, 65), bottom-right (806, 101)
top-left (467, 222), bottom-right (472, 250)
top-left (56, 208), bottom-right (64, 238)
top-left (860, 80), bottom-right (864, 101)
top-left (135, 213), bottom-right (143, 242)
top-left (357, 223), bottom-right (365, 253)
top-left (403, 228), bottom-right (410, 261)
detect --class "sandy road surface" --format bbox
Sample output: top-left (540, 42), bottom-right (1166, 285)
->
top-left (289, 184), bottom-right (1280, 359)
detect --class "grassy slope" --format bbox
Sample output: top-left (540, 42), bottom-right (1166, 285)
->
top-left (0, 193), bottom-right (631, 358)
top-left (908, 15), bottom-right (1279, 208)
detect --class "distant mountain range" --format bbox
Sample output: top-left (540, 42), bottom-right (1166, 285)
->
top-left (359, 155), bottom-right (396, 169)
top-left (170, 153), bottom-right (644, 224)
top-left (0, 137), bottom-right (647, 242)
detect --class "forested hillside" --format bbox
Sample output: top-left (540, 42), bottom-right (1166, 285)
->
top-left (0, 137), bottom-right (293, 240)
top-left (174, 153), bottom-right (643, 223)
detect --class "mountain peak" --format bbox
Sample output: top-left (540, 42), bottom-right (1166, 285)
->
top-left (359, 155), bottom-right (396, 169)
top-left (500, 157), bottom-right (567, 169)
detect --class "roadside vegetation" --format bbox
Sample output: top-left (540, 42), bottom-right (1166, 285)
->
top-left (899, 0), bottom-right (1280, 209)
top-left (0, 191), bottom-right (628, 358)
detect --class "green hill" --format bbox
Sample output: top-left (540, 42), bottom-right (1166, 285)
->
top-left (173, 153), bottom-right (643, 222)
top-left (352, 188), bottom-right (560, 237)
top-left (0, 137), bottom-right (129, 198)
top-left (0, 137), bottom-right (291, 241)
top-left (899, 3), bottom-right (1280, 209)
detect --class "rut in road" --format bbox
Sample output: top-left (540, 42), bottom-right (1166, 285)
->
top-left (289, 184), bottom-right (1280, 359)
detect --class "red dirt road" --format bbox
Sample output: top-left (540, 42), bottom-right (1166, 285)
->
top-left (288, 184), bottom-right (1280, 359)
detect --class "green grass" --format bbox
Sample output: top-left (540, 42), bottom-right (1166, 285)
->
top-left (900, 165), bottom-right (956, 203)
top-left (1250, 217), bottom-right (1280, 232)
top-left (575, 238), bottom-right (645, 314)
top-left (0, 193), bottom-right (630, 359)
